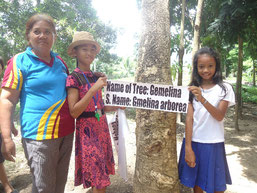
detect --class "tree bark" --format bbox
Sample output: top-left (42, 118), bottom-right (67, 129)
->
top-left (253, 59), bottom-right (256, 87)
top-left (133, 0), bottom-right (179, 193)
top-left (178, 0), bottom-right (186, 87)
top-left (191, 0), bottom-right (204, 59)
top-left (234, 36), bottom-right (243, 131)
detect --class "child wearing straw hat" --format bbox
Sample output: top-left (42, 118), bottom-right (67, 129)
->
top-left (66, 31), bottom-right (121, 193)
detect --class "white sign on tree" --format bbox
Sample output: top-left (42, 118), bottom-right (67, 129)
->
top-left (104, 80), bottom-right (189, 113)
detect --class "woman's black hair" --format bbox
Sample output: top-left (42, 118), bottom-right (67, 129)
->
top-left (189, 47), bottom-right (226, 102)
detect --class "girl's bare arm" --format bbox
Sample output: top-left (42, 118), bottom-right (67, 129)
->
top-left (67, 77), bottom-right (107, 118)
top-left (185, 103), bottom-right (196, 168)
top-left (189, 86), bottom-right (229, 121)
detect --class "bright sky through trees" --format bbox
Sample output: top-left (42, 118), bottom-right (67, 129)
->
top-left (92, 0), bottom-right (141, 57)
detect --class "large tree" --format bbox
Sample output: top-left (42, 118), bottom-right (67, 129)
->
top-left (133, 0), bottom-right (179, 192)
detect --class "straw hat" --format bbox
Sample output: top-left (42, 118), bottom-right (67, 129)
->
top-left (67, 31), bottom-right (101, 57)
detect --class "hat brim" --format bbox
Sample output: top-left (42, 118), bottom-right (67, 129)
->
top-left (67, 40), bottom-right (101, 57)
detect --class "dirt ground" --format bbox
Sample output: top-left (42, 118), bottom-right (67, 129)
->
top-left (1, 103), bottom-right (256, 193)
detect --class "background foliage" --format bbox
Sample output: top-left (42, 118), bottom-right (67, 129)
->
top-left (0, 0), bottom-right (128, 76)
top-left (1, 0), bottom-right (256, 89)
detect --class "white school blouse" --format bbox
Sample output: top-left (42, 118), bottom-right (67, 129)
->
top-left (191, 82), bottom-right (235, 143)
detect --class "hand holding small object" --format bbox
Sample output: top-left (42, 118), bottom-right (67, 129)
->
top-left (188, 86), bottom-right (206, 104)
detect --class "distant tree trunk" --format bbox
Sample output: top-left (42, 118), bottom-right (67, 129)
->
top-left (234, 36), bottom-right (243, 131)
top-left (222, 56), bottom-right (226, 78)
top-left (216, 47), bottom-right (224, 78)
top-left (178, 0), bottom-right (186, 86)
top-left (191, 0), bottom-right (204, 59)
top-left (253, 59), bottom-right (256, 87)
top-left (133, 0), bottom-right (179, 193)
top-left (177, 0), bottom-right (186, 123)
top-left (225, 47), bottom-right (231, 78)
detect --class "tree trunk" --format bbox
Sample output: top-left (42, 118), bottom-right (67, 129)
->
top-left (177, 0), bottom-right (186, 123)
top-left (253, 59), bottom-right (256, 87)
top-left (234, 36), bottom-right (243, 131)
top-left (178, 0), bottom-right (186, 87)
top-left (225, 48), bottom-right (231, 78)
top-left (133, 0), bottom-right (179, 193)
top-left (191, 0), bottom-right (204, 59)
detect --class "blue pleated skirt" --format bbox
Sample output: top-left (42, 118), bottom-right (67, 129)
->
top-left (178, 139), bottom-right (232, 193)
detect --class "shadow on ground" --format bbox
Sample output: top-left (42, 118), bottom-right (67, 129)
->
top-left (225, 103), bottom-right (257, 184)
top-left (0, 173), bottom-right (32, 193)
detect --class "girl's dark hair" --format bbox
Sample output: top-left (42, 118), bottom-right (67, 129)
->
top-left (0, 56), bottom-right (4, 69)
top-left (189, 47), bottom-right (226, 102)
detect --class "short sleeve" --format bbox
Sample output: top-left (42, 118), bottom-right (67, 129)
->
top-left (223, 83), bottom-right (235, 107)
top-left (1, 54), bottom-right (23, 91)
top-left (66, 74), bottom-right (79, 89)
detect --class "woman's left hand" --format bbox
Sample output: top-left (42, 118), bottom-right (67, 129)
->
top-left (188, 86), bottom-right (204, 102)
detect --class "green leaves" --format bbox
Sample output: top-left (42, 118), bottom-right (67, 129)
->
top-left (0, 0), bottom-right (120, 73)
top-left (208, 0), bottom-right (257, 44)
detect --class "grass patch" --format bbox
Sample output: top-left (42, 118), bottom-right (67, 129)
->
top-left (242, 85), bottom-right (257, 104)
top-left (232, 84), bottom-right (257, 104)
